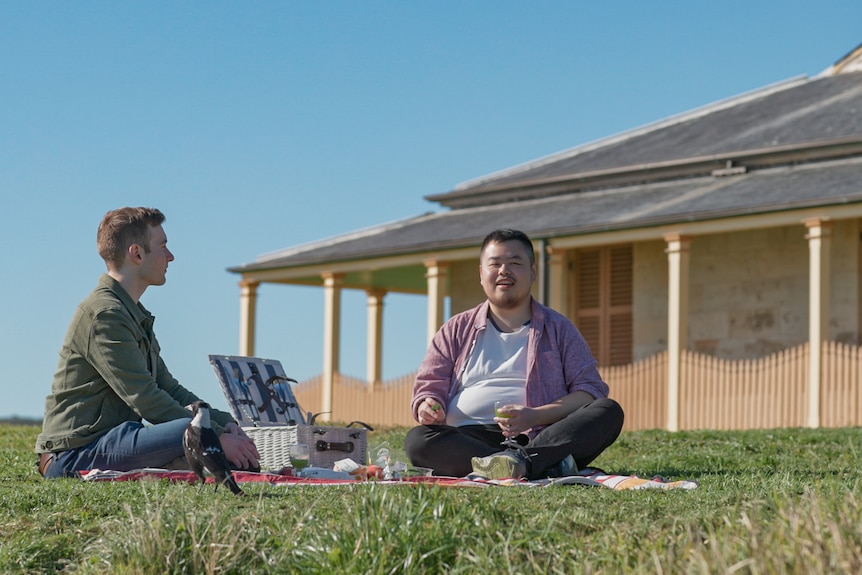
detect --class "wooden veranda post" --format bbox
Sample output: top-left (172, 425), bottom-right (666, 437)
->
top-left (805, 218), bottom-right (831, 428)
top-left (366, 289), bottom-right (386, 391)
top-left (239, 280), bottom-right (259, 356)
top-left (321, 272), bottom-right (344, 422)
top-left (424, 261), bottom-right (449, 347)
top-left (665, 234), bottom-right (691, 432)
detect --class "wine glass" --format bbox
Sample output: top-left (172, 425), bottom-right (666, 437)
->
top-left (290, 443), bottom-right (310, 476)
top-left (494, 401), bottom-right (519, 450)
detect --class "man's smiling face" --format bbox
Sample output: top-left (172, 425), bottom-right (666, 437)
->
top-left (479, 239), bottom-right (536, 310)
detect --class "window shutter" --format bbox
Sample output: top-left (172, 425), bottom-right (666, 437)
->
top-left (574, 245), bottom-right (633, 366)
top-left (575, 250), bottom-right (601, 354)
top-left (608, 246), bottom-right (633, 366)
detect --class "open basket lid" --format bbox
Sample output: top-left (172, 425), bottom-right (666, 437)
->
top-left (208, 355), bottom-right (308, 427)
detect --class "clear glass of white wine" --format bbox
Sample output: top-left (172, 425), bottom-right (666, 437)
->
top-left (290, 443), bottom-right (310, 476)
top-left (494, 401), bottom-right (519, 450)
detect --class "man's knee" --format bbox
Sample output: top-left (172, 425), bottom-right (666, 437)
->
top-left (404, 425), bottom-right (431, 460)
top-left (598, 397), bottom-right (625, 426)
top-left (404, 425), bottom-right (452, 464)
top-left (590, 398), bottom-right (625, 435)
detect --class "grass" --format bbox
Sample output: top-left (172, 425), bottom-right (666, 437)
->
top-left (1, 424), bottom-right (861, 574)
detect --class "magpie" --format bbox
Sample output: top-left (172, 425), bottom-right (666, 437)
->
top-left (183, 400), bottom-right (244, 496)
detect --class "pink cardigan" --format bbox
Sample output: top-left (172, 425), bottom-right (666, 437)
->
top-left (411, 299), bottom-right (609, 438)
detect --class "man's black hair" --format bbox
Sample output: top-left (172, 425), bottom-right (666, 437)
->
top-left (480, 229), bottom-right (535, 265)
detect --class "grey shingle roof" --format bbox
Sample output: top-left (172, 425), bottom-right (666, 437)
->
top-left (437, 72), bottom-right (862, 200)
top-left (232, 68), bottom-right (862, 274)
top-left (233, 155), bottom-right (862, 272)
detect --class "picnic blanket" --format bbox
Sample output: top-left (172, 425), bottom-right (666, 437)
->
top-left (78, 467), bottom-right (698, 490)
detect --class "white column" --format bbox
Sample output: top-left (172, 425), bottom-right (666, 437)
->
top-left (424, 261), bottom-right (449, 346)
top-left (238, 280), bottom-right (259, 356)
top-left (665, 234), bottom-right (691, 432)
top-left (321, 273), bottom-right (344, 422)
top-left (366, 289), bottom-right (386, 390)
top-left (805, 218), bottom-right (831, 428)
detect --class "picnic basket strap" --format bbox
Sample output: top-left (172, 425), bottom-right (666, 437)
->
top-left (345, 421), bottom-right (375, 431)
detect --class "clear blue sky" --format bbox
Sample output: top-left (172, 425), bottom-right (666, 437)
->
top-left (2, 2), bottom-right (859, 419)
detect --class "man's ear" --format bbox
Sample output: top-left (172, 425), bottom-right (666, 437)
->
top-left (127, 243), bottom-right (144, 264)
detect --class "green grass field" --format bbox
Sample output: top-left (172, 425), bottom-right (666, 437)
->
top-left (1, 424), bottom-right (860, 574)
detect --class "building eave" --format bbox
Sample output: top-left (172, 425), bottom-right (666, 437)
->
top-left (229, 156), bottom-right (862, 285)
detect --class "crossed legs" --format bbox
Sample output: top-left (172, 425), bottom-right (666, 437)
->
top-left (405, 397), bottom-right (624, 479)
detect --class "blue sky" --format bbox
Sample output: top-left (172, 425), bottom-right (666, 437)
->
top-left (2, 2), bottom-right (860, 419)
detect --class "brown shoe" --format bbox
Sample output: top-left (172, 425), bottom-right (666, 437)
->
top-left (37, 452), bottom-right (55, 477)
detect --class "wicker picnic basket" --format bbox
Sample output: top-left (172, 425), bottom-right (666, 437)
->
top-left (208, 355), bottom-right (370, 471)
top-left (242, 423), bottom-right (370, 470)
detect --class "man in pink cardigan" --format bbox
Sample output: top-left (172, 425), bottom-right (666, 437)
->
top-left (406, 229), bottom-right (624, 480)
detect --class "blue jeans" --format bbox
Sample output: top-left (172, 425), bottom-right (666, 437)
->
top-left (45, 418), bottom-right (191, 479)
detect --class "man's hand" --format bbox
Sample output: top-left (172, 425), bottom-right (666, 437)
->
top-left (498, 391), bottom-right (596, 437)
top-left (223, 421), bottom-right (250, 438)
top-left (494, 404), bottom-right (534, 438)
top-left (418, 397), bottom-right (446, 425)
top-left (220, 424), bottom-right (260, 470)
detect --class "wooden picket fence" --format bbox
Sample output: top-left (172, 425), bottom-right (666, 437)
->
top-left (678, 344), bottom-right (809, 430)
top-left (292, 372), bottom-right (416, 427)
top-left (601, 352), bottom-right (668, 431)
top-left (602, 341), bottom-right (862, 430)
top-left (292, 341), bottom-right (862, 430)
top-left (822, 340), bottom-right (862, 428)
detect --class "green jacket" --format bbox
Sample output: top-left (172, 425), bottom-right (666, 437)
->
top-left (36, 274), bottom-right (234, 453)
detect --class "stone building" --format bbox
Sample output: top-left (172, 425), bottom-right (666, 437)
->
top-left (229, 44), bottom-right (862, 430)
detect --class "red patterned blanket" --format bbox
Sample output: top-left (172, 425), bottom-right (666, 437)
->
top-left (78, 468), bottom-right (698, 490)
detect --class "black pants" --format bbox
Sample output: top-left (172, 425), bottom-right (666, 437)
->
top-left (404, 397), bottom-right (624, 479)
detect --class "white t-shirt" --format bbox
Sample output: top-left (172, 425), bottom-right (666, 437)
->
top-left (446, 319), bottom-right (529, 427)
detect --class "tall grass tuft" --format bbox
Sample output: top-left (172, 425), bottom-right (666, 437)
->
top-left (79, 483), bottom-right (269, 574)
top-left (672, 486), bottom-right (862, 574)
top-left (2, 425), bottom-right (862, 574)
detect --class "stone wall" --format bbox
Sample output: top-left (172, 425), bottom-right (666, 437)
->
top-left (633, 219), bottom-right (861, 361)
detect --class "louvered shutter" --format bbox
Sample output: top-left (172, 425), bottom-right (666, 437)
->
top-left (608, 246), bottom-right (633, 366)
top-left (574, 245), bottom-right (633, 366)
top-left (575, 250), bottom-right (601, 354)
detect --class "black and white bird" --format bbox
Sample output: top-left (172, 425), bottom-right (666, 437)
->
top-left (183, 400), bottom-right (244, 496)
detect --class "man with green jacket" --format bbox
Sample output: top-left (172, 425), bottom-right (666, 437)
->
top-left (36, 207), bottom-right (260, 478)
